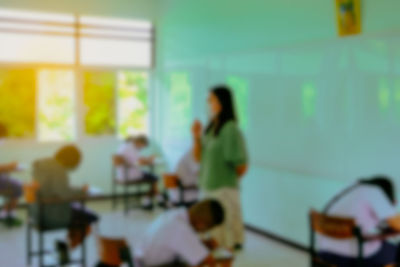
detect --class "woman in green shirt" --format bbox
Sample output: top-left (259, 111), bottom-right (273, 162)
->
top-left (192, 85), bottom-right (248, 251)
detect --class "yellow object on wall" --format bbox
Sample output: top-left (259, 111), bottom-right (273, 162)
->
top-left (335, 0), bottom-right (361, 36)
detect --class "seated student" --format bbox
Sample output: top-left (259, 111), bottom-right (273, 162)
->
top-left (166, 150), bottom-right (200, 207)
top-left (0, 122), bottom-right (23, 227)
top-left (134, 135), bottom-right (167, 177)
top-left (317, 175), bottom-right (400, 267)
top-left (117, 136), bottom-right (158, 210)
top-left (134, 199), bottom-right (225, 267)
top-left (32, 145), bottom-right (99, 264)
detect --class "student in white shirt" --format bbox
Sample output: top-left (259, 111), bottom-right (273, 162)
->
top-left (167, 150), bottom-right (200, 207)
top-left (134, 199), bottom-right (225, 267)
top-left (117, 137), bottom-right (158, 210)
top-left (317, 176), bottom-right (400, 267)
top-left (135, 135), bottom-right (167, 177)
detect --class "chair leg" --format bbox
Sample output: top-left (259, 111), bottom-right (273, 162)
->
top-left (112, 181), bottom-right (117, 210)
top-left (39, 231), bottom-right (44, 267)
top-left (81, 227), bottom-right (87, 267)
top-left (124, 185), bottom-right (128, 215)
top-left (26, 222), bottom-right (32, 266)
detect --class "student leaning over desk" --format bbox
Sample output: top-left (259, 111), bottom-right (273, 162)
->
top-left (192, 85), bottom-right (249, 251)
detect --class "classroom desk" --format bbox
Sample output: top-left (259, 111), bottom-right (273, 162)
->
top-left (364, 228), bottom-right (400, 241)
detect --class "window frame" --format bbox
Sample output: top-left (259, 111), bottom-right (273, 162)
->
top-left (0, 9), bottom-right (155, 143)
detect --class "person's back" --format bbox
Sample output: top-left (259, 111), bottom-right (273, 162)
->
top-left (33, 157), bottom-right (83, 200)
top-left (134, 200), bottom-right (225, 267)
top-left (32, 145), bottom-right (85, 229)
top-left (167, 151), bottom-right (199, 205)
top-left (117, 141), bottom-right (142, 181)
top-left (317, 177), bottom-right (398, 266)
top-left (176, 151), bottom-right (199, 187)
top-left (136, 208), bottom-right (206, 266)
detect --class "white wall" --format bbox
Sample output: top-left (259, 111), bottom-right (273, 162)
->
top-left (155, 0), bottom-right (400, 245)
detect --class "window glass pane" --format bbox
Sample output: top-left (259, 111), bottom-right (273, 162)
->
top-left (0, 33), bottom-right (74, 64)
top-left (166, 72), bottom-right (192, 139)
top-left (0, 69), bottom-right (36, 137)
top-left (80, 38), bottom-right (151, 67)
top-left (84, 71), bottom-right (116, 135)
top-left (226, 75), bottom-right (250, 130)
top-left (38, 70), bottom-right (75, 141)
top-left (117, 71), bottom-right (149, 138)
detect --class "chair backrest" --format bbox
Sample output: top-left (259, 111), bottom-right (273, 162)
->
top-left (309, 210), bottom-right (363, 267)
top-left (310, 210), bottom-right (357, 239)
top-left (23, 182), bottom-right (40, 204)
top-left (99, 237), bottom-right (130, 266)
top-left (25, 181), bottom-right (74, 230)
top-left (163, 173), bottom-right (179, 189)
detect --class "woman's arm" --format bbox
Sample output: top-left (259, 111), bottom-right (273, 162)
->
top-left (192, 120), bottom-right (203, 162)
top-left (386, 215), bottom-right (400, 231)
top-left (236, 164), bottom-right (248, 178)
top-left (195, 254), bottom-right (216, 267)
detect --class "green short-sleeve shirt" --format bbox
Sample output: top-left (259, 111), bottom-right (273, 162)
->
top-left (199, 120), bottom-right (248, 191)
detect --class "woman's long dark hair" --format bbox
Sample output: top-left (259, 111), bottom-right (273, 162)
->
top-left (360, 175), bottom-right (396, 205)
top-left (205, 85), bottom-right (237, 136)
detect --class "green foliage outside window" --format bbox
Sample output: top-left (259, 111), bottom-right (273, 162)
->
top-left (302, 82), bottom-right (317, 119)
top-left (38, 70), bottom-right (75, 141)
top-left (84, 71), bottom-right (116, 135)
top-left (0, 69), bottom-right (36, 138)
top-left (227, 75), bottom-right (249, 130)
top-left (168, 72), bottom-right (192, 139)
top-left (118, 71), bottom-right (149, 138)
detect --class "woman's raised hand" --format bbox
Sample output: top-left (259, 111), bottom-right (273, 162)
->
top-left (192, 120), bottom-right (203, 139)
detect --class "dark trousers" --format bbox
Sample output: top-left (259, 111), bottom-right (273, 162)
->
top-left (70, 202), bottom-right (99, 228)
top-left (319, 242), bottom-right (399, 267)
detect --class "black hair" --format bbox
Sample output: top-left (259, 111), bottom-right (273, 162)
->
top-left (209, 200), bottom-right (225, 226)
top-left (360, 175), bottom-right (396, 204)
top-left (135, 135), bottom-right (149, 146)
top-left (205, 85), bottom-right (237, 136)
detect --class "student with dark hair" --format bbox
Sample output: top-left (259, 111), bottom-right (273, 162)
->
top-left (134, 134), bottom-right (167, 177)
top-left (33, 145), bottom-right (99, 264)
top-left (192, 85), bottom-right (249, 251)
top-left (317, 175), bottom-right (400, 267)
top-left (116, 136), bottom-right (159, 210)
top-left (132, 199), bottom-right (225, 267)
top-left (0, 122), bottom-right (23, 227)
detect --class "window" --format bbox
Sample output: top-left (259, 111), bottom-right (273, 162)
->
top-left (226, 75), bottom-right (249, 130)
top-left (302, 82), bottom-right (317, 119)
top-left (79, 16), bottom-right (153, 67)
top-left (38, 70), bottom-right (75, 142)
top-left (166, 72), bottom-right (192, 139)
top-left (0, 9), bottom-right (75, 64)
top-left (0, 69), bottom-right (36, 137)
top-left (0, 8), bottom-right (154, 141)
top-left (117, 71), bottom-right (149, 138)
top-left (84, 71), bottom-right (116, 135)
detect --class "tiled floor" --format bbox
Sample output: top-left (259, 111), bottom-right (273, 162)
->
top-left (0, 201), bottom-right (308, 267)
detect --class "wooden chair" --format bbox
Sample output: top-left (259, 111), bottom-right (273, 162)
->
top-left (24, 182), bottom-right (87, 267)
top-left (98, 237), bottom-right (134, 267)
top-left (309, 210), bottom-right (396, 267)
top-left (163, 173), bottom-right (198, 208)
top-left (112, 155), bottom-right (156, 214)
